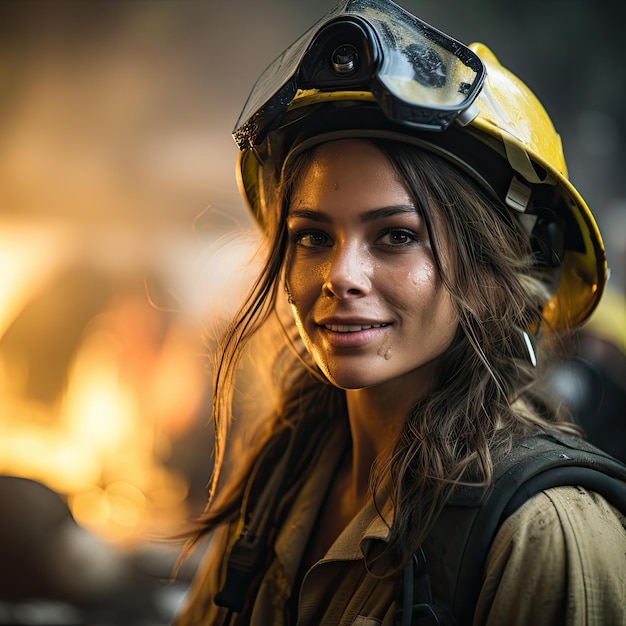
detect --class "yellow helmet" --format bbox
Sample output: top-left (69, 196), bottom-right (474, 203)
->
top-left (233, 0), bottom-right (606, 330)
top-left (465, 43), bottom-right (606, 330)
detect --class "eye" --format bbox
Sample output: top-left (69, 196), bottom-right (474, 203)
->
top-left (292, 230), bottom-right (332, 248)
top-left (377, 228), bottom-right (418, 247)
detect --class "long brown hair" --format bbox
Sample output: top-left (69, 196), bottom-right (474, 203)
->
top-left (183, 139), bottom-right (578, 568)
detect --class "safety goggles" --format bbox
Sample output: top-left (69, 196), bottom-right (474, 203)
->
top-left (233, 0), bottom-right (486, 152)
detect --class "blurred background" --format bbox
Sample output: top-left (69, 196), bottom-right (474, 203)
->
top-left (0, 1), bottom-right (624, 624)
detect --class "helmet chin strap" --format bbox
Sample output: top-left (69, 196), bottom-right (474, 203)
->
top-left (503, 140), bottom-right (548, 185)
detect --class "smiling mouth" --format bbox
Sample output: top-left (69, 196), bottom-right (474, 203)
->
top-left (324, 323), bottom-right (390, 333)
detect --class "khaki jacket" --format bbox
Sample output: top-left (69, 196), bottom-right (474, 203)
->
top-left (174, 429), bottom-right (626, 625)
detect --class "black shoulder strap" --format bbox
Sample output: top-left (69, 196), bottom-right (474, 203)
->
top-left (214, 427), bottom-right (294, 615)
top-left (453, 430), bottom-right (626, 622)
top-left (402, 430), bottom-right (626, 626)
top-left (214, 419), bottom-right (333, 620)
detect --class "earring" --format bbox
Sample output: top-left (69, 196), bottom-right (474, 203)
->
top-left (284, 284), bottom-right (294, 305)
top-left (515, 326), bottom-right (537, 368)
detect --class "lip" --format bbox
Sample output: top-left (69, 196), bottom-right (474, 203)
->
top-left (316, 318), bottom-right (392, 348)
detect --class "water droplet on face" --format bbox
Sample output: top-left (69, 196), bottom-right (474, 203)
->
top-left (377, 346), bottom-right (392, 360)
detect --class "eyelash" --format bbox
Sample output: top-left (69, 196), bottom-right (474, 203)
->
top-left (289, 227), bottom-right (419, 249)
top-left (291, 230), bottom-right (332, 248)
top-left (377, 227), bottom-right (419, 247)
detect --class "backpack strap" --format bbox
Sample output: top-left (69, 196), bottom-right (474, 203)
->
top-left (399, 430), bottom-right (626, 626)
top-left (453, 430), bottom-right (626, 622)
top-left (214, 419), bottom-right (334, 620)
top-left (214, 427), bottom-right (295, 615)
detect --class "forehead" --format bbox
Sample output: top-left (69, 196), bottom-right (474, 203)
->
top-left (289, 139), bottom-right (412, 209)
top-left (300, 138), bottom-right (394, 177)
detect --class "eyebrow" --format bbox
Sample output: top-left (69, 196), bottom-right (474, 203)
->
top-left (287, 205), bottom-right (419, 223)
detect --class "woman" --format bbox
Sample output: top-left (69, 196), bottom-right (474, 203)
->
top-left (174, 1), bottom-right (626, 624)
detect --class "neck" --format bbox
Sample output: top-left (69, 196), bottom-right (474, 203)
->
top-left (343, 382), bottom-right (418, 499)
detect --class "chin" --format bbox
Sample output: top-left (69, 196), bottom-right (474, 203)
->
top-left (322, 369), bottom-right (380, 391)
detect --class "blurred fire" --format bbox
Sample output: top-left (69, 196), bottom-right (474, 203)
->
top-left (0, 250), bottom-right (206, 546)
top-left (0, 198), bottom-right (263, 558)
top-left (0, 1), bottom-right (260, 553)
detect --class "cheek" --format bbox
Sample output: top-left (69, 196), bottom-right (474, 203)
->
top-left (386, 259), bottom-right (439, 307)
top-left (286, 257), bottom-right (325, 301)
top-left (425, 286), bottom-right (459, 341)
top-left (398, 263), bottom-right (458, 331)
top-left (407, 263), bottom-right (437, 290)
top-left (285, 261), bottom-right (316, 331)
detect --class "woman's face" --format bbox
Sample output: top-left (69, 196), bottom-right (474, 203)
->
top-left (285, 139), bottom-right (459, 394)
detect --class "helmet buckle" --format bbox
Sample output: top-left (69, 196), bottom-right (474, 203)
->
top-left (505, 176), bottom-right (532, 212)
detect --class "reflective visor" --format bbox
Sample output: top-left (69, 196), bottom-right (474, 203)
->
top-left (233, 0), bottom-right (486, 151)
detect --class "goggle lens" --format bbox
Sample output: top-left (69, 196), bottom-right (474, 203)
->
top-left (233, 0), bottom-right (485, 150)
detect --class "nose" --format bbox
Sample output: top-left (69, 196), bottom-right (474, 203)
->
top-left (322, 242), bottom-right (371, 299)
